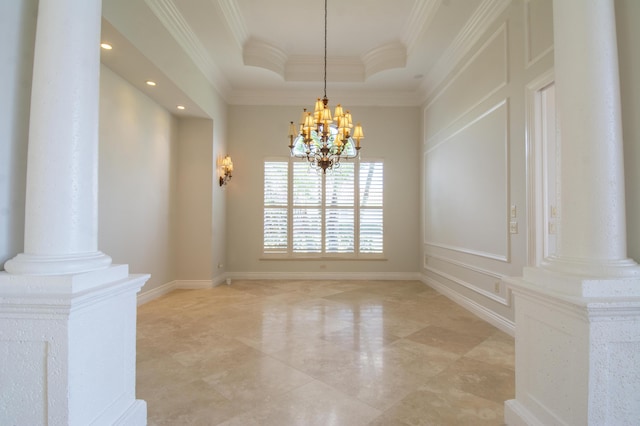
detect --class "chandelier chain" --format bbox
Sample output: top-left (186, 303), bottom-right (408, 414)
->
top-left (323, 0), bottom-right (327, 100)
top-left (287, 0), bottom-right (363, 174)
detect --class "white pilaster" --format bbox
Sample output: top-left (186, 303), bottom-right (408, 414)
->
top-left (3, 0), bottom-right (111, 276)
top-left (505, 0), bottom-right (640, 424)
top-left (0, 0), bottom-right (148, 424)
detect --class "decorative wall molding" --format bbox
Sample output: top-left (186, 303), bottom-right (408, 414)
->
top-left (423, 263), bottom-right (510, 306)
top-left (420, 273), bottom-right (515, 335)
top-left (420, 0), bottom-right (511, 103)
top-left (423, 22), bottom-right (508, 143)
top-left (144, 0), bottom-right (231, 97)
top-left (423, 242), bottom-right (509, 263)
top-left (524, 0), bottom-right (554, 69)
top-left (525, 69), bottom-right (555, 268)
top-left (423, 99), bottom-right (511, 262)
top-left (425, 252), bottom-right (505, 280)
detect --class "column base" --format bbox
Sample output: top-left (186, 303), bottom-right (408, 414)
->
top-left (0, 265), bottom-right (149, 425)
top-left (4, 251), bottom-right (113, 275)
top-left (503, 274), bottom-right (640, 425)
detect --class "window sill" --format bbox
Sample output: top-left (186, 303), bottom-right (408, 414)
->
top-left (260, 255), bottom-right (387, 261)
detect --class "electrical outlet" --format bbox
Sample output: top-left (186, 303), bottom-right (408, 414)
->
top-left (510, 221), bottom-right (518, 234)
top-left (494, 282), bottom-right (501, 293)
top-left (510, 205), bottom-right (517, 218)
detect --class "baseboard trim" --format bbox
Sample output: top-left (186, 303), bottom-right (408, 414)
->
top-left (504, 399), bottom-right (545, 426)
top-left (137, 279), bottom-right (217, 305)
top-left (137, 281), bottom-right (176, 306)
top-left (174, 280), bottom-right (213, 289)
top-left (420, 273), bottom-right (515, 336)
top-left (113, 400), bottom-right (147, 426)
top-left (226, 272), bottom-right (422, 281)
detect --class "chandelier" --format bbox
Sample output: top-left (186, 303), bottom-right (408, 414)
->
top-left (287, 0), bottom-right (364, 174)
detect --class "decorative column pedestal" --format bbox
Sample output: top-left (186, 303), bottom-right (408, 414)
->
top-left (0, 267), bottom-right (149, 425)
top-left (504, 269), bottom-right (640, 425)
top-left (504, 0), bottom-right (640, 424)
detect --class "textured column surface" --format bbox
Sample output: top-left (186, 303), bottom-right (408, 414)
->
top-left (4, 0), bottom-right (111, 275)
top-left (505, 2), bottom-right (640, 424)
top-left (545, 0), bottom-right (638, 278)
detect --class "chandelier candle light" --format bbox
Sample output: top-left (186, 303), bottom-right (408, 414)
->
top-left (288, 0), bottom-right (364, 174)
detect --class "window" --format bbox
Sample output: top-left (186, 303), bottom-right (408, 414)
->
top-left (264, 159), bottom-right (383, 257)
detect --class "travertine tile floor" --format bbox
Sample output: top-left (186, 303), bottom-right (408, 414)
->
top-left (136, 280), bottom-right (514, 425)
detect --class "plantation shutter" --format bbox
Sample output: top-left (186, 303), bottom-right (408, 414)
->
top-left (292, 162), bottom-right (322, 253)
top-left (325, 163), bottom-right (355, 253)
top-left (263, 161), bottom-right (288, 253)
top-left (359, 162), bottom-right (383, 253)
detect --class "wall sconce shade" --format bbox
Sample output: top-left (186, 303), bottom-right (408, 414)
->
top-left (219, 155), bottom-right (233, 187)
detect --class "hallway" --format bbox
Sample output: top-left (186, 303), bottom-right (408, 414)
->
top-left (137, 280), bottom-right (514, 425)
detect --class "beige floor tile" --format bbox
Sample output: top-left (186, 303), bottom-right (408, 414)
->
top-left (465, 330), bottom-right (515, 370)
top-left (429, 357), bottom-right (515, 404)
top-left (217, 380), bottom-right (381, 426)
top-left (136, 280), bottom-right (514, 425)
top-left (202, 356), bottom-right (314, 410)
top-left (378, 386), bottom-right (505, 426)
top-left (406, 325), bottom-right (489, 355)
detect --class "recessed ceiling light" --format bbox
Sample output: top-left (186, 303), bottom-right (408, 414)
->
top-left (177, 105), bottom-right (186, 110)
top-left (100, 43), bottom-right (113, 50)
top-left (146, 81), bottom-right (157, 86)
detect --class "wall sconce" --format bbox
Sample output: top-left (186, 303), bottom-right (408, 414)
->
top-left (219, 155), bottom-right (233, 187)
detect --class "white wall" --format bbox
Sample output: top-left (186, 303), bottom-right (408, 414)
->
top-left (99, 65), bottom-right (179, 291)
top-left (227, 105), bottom-right (421, 277)
top-left (421, 0), bottom-right (555, 328)
top-left (0, 0), bottom-right (37, 269)
top-left (618, 0), bottom-right (640, 263)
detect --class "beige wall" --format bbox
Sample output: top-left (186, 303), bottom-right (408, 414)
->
top-left (618, 0), bottom-right (640, 263)
top-left (175, 117), bottom-right (215, 281)
top-left (421, 0), bottom-right (555, 328)
top-left (227, 105), bottom-right (421, 276)
top-left (99, 66), bottom-right (179, 291)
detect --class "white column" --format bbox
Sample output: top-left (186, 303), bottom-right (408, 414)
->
top-left (523, 0), bottom-right (640, 297)
top-left (505, 2), bottom-right (640, 424)
top-left (3, 0), bottom-right (111, 275)
top-left (0, 0), bottom-right (148, 423)
top-left (544, 0), bottom-right (639, 278)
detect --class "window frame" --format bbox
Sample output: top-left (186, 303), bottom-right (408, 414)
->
top-left (263, 156), bottom-right (384, 260)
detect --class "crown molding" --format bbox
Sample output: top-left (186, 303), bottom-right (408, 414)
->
top-left (403, 0), bottom-right (442, 54)
top-left (420, 0), bottom-right (511, 103)
top-left (286, 55), bottom-right (365, 82)
top-left (243, 38), bottom-right (288, 78)
top-left (362, 41), bottom-right (407, 79)
top-left (227, 88), bottom-right (424, 107)
top-left (216, 0), bottom-right (248, 48)
top-left (144, 0), bottom-right (232, 98)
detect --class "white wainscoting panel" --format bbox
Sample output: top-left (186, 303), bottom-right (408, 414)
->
top-left (424, 100), bottom-right (510, 262)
